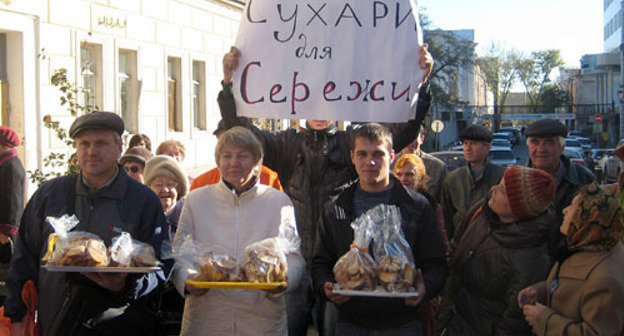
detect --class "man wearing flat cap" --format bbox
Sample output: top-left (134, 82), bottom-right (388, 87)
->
top-left (440, 124), bottom-right (504, 241)
top-left (524, 118), bottom-right (594, 257)
top-left (5, 111), bottom-right (172, 335)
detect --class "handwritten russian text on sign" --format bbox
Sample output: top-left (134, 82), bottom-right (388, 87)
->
top-left (232, 0), bottom-right (424, 122)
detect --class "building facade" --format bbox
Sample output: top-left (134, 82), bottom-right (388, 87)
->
top-left (604, 0), bottom-right (622, 52)
top-left (0, 0), bottom-right (244, 196)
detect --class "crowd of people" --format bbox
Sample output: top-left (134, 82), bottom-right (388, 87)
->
top-left (0, 45), bottom-right (623, 336)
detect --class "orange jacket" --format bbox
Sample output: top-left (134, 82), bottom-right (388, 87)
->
top-left (190, 165), bottom-right (283, 192)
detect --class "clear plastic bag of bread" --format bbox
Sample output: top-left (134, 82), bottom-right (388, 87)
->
top-left (370, 205), bottom-right (417, 292)
top-left (332, 210), bottom-right (378, 291)
top-left (243, 223), bottom-right (300, 283)
top-left (42, 215), bottom-right (109, 267)
top-left (109, 232), bottom-right (161, 268)
top-left (172, 236), bottom-right (243, 282)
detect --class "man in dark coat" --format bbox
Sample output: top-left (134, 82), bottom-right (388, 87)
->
top-left (0, 126), bottom-right (25, 300)
top-left (524, 118), bottom-right (595, 257)
top-left (440, 125), bottom-right (504, 241)
top-left (313, 123), bottom-right (447, 335)
top-left (218, 46), bottom-right (434, 335)
top-left (4, 112), bottom-right (171, 336)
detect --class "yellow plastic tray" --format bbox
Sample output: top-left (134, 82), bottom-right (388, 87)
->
top-left (186, 280), bottom-right (286, 290)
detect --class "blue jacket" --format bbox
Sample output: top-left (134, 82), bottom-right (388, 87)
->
top-left (5, 168), bottom-right (172, 336)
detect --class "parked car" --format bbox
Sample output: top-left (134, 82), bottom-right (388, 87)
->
top-left (489, 149), bottom-right (517, 168)
top-left (574, 137), bottom-right (593, 155)
top-left (491, 139), bottom-right (512, 149)
top-left (592, 148), bottom-right (614, 164)
top-left (565, 138), bottom-right (592, 167)
top-left (450, 145), bottom-right (463, 151)
top-left (430, 151), bottom-right (466, 172)
top-left (493, 132), bottom-right (512, 143)
top-left (563, 147), bottom-right (586, 166)
top-left (499, 127), bottom-right (520, 145)
top-left (568, 130), bottom-right (585, 138)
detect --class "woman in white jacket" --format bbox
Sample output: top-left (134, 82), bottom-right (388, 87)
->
top-left (173, 126), bottom-right (304, 336)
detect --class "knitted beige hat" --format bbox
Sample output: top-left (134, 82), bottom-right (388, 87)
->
top-left (144, 155), bottom-right (188, 198)
top-left (503, 166), bottom-right (555, 220)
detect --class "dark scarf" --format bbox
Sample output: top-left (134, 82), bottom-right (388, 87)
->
top-left (0, 148), bottom-right (18, 167)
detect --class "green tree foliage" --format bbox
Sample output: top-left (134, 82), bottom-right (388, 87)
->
top-left (420, 12), bottom-right (476, 110)
top-left (516, 49), bottom-right (565, 113)
top-left (538, 83), bottom-right (571, 113)
top-left (28, 69), bottom-right (98, 186)
top-left (476, 43), bottom-right (520, 131)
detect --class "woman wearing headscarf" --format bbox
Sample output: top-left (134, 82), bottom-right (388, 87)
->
top-left (441, 166), bottom-right (556, 336)
top-left (520, 183), bottom-right (624, 336)
top-left (0, 126), bottom-right (24, 301)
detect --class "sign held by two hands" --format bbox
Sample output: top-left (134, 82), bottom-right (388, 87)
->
top-left (232, 0), bottom-right (425, 122)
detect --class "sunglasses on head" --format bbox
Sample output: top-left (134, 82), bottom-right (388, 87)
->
top-left (124, 165), bottom-right (141, 174)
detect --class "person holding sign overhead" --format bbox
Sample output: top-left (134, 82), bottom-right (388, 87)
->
top-left (218, 45), bottom-right (433, 335)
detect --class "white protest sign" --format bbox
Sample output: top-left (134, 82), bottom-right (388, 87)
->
top-left (232, 0), bottom-right (424, 122)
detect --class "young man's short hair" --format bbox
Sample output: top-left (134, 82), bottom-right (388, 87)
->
top-left (350, 123), bottom-right (393, 152)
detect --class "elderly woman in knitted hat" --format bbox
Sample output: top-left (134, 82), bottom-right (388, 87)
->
top-left (144, 155), bottom-right (188, 231)
top-left (440, 166), bottom-right (556, 336)
top-left (519, 183), bottom-right (624, 336)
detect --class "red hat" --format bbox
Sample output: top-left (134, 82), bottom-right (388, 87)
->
top-left (503, 166), bottom-right (555, 220)
top-left (0, 126), bottom-right (20, 148)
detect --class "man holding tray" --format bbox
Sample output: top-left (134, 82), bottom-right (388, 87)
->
top-left (5, 111), bottom-right (171, 336)
top-left (312, 123), bottom-right (447, 335)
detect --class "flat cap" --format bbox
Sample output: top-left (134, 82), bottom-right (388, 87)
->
top-left (524, 119), bottom-right (568, 138)
top-left (459, 124), bottom-right (492, 142)
top-left (69, 111), bottom-right (124, 138)
top-left (119, 147), bottom-right (153, 166)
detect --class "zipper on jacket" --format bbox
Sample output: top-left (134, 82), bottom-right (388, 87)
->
top-left (233, 195), bottom-right (240, 335)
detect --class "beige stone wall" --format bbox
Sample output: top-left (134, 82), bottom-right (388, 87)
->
top-left (1, 0), bottom-right (244, 189)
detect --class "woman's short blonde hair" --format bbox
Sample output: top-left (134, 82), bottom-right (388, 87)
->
top-left (393, 153), bottom-right (428, 191)
top-left (156, 140), bottom-right (185, 158)
top-left (215, 126), bottom-right (264, 166)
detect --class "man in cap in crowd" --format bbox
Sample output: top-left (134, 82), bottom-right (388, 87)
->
top-left (119, 146), bottom-right (153, 184)
top-left (440, 124), bottom-right (505, 241)
top-left (0, 126), bottom-right (25, 301)
top-left (392, 126), bottom-right (448, 202)
top-left (190, 120), bottom-right (283, 192)
top-left (5, 111), bottom-right (171, 335)
top-left (524, 118), bottom-right (595, 255)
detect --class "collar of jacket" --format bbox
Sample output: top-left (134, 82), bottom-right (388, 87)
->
top-left (556, 242), bottom-right (623, 280)
top-left (463, 159), bottom-right (495, 185)
top-left (0, 148), bottom-right (17, 167)
top-left (527, 155), bottom-right (585, 186)
top-left (305, 122), bottom-right (337, 136)
top-left (216, 176), bottom-right (261, 200)
top-left (76, 164), bottom-right (126, 200)
top-left (332, 175), bottom-right (416, 219)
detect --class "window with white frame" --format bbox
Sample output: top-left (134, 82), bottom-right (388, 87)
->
top-left (192, 60), bottom-right (206, 130)
top-left (167, 57), bottom-right (183, 132)
top-left (119, 49), bottom-right (138, 133)
top-left (80, 43), bottom-right (103, 111)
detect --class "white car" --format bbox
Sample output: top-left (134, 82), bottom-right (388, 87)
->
top-left (489, 149), bottom-right (517, 168)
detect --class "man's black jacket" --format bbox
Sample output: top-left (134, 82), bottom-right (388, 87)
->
top-left (312, 178), bottom-right (447, 330)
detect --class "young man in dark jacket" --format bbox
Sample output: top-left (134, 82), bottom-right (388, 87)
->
top-left (5, 112), bottom-right (171, 336)
top-left (219, 47), bottom-right (434, 335)
top-left (313, 123), bottom-right (447, 335)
